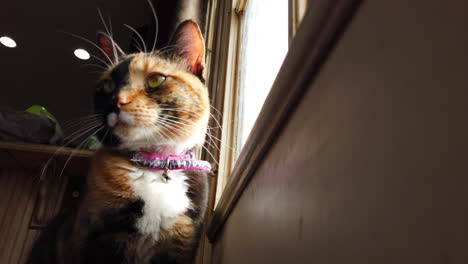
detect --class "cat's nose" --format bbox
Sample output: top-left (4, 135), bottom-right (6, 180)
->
top-left (117, 92), bottom-right (133, 107)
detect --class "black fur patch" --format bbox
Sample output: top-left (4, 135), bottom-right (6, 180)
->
top-left (82, 200), bottom-right (144, 263)
top-left (111, 58), bottom-right (133, 90)
top-left (184, 170), bottom-right (209, 222)
top-left (94, 57), bottom-right (134, 147)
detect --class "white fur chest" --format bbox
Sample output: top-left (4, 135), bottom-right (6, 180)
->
top-left (128, 169), bottom-right (190, 241)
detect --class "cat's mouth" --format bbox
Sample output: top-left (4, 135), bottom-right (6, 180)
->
top-left (107, 111), bottom-right (135, 127)
top-left (101, 108), bottom-right (207, 153)
top-left (104, 110), bottom-right (172, 149)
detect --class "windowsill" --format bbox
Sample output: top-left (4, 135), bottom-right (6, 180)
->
top-left (0, 141), bottom-right (92, 176)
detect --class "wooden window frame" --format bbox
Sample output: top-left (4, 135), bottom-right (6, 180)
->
top-left (205, 0), bottom-right (362, 243)
top-left (195, 0), bottom-right (241, 262)
top-left (202, 0), bottom-right (244, 208)
top-left (203, 0), bottom-right (309, 207)
top-left (289, 0), bottom-right (308, 42)
top-left (196, 0), bottom-right (311, 262)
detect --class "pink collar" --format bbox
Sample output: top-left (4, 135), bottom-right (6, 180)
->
top-left (130, 150), bottom-right (212, 172)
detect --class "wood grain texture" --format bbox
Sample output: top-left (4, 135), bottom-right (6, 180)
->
top-left (207, 0), bottom-right (362, 242)
top-left (0, 168), bottom-right (83, 264)
top-left (29, 166), bottom-right (70, 229)
top-left (0, 169), bottom-right (38, 263)
top-left (0, 142), bottom-right (89, 263)
top-left (198, 0), bottom-right (237, 263)
top-left (211, 0), bottom-right (468, 263)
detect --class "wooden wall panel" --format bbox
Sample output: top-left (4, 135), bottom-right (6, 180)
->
top-left (0, 169), bottom-right (39, 263)
top-left (0, 143), bottom-right (89, 263)
top-left (29, 165), bottom-right (69, 229)
top-left (211, 0), bottom-right (468, 263)
top-left (18, 230), bottom-right (41, 264)
top-left (0, 167), bottom-right (74, 263)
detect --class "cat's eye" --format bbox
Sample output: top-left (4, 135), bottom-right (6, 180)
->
top-left (146, 74), bottom-right (166, 92)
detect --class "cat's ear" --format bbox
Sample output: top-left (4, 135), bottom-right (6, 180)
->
top-left (171, 20), bottom-right (205, 77)
top-left (97, 32), bottom-right (125, 62)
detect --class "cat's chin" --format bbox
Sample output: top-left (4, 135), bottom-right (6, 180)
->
top-left (113, 128), bottom-right (204, 154)
top-left (110, 122), bottom-right (208, 155)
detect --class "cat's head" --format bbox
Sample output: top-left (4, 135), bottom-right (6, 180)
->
top-left (94, 20), bottom-right (209, 154)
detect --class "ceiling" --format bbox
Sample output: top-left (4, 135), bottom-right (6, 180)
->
top-left (0, 0), bottom-right (163, 125)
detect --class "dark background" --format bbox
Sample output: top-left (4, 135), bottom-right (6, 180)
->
top-left (0, 0), bottom-right (206, 126)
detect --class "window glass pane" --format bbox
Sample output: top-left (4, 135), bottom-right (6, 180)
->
top-left (237, 0), bottom-right (289, 154)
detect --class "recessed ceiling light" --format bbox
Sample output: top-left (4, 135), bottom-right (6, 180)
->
top-left (74, 48), bottom-right (90, 60)
top-left (0, 36), bottom-right (17, 48)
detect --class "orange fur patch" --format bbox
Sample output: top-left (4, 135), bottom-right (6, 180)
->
top-left (88, 148), bottom-right (137, 202)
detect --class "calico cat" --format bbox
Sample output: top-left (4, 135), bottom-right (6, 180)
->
top-left (28, 20), bottom-right (210, 264)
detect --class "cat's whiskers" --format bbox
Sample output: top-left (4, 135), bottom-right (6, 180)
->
top-left (143, 121), bottom-right (170, 144)
top-left (157, 114), bottom-right (202, 131)
top-left (200, 144), bottom-right (219, 167)
top-left (205, 127), bottom-right (219, 152)
top-left (158, 117), bottom-right (221, 155)
top-left (62, 116), bottom-right (102, 132)
top-left (130, 126), bottom-right (170, 151)
top-left (147, 0), bottom-right (159, 52)
top-left (158, 114), bottom-right (206, 134)
top-left (155, 119), bottom-right (219, 166)
top-left (207, 105), bottom-right (236, 151)
top-left (61, 123), bottom-right (102, 148)
top-left (208, 111), bottom-right (223, 131)
top-left (62, 124), bottom-right (101, 141)
top-left (158, 106), bottom-right (233, 153)
top-left (90, 53), bottom-right (113, 68)
top-left (155, 120), bottom-right (194, 145)
top-left (205, 127), bottom-right (222, 152)
top-left (158, 113), bottom-right (202, 124)
top-left (133, 41), bottom-right (144, 53)
top-left (97, 8), bottom-right (123, 64)
top-left (158, 112), bottom-right (223, 146)
top-left (142, 126), bottom-right (171, 148)
top-left (107, 13), bottom-right (113, 40)
top-left (158, 108), bottom-right (224, 149)
top-left (155, 125), bottom-right (173, 142)
top-left (209, 105), bottom-right (223, 116)
top-left (62, 113), bottom-right (102, 124)
top-left (40, 121), bottom-right (103, 180)
top-left (63, 120), bottom-right (102, 135)
top-left (124, 24), bottom-right (148, 54)
top-left (158, 108), bottom-right (202, 118)
top-left (58, 126), bottom-right (104, 180)
top-left (59, 31), bottom-right (114, 66)
top-left (61, 121), bottom-right (103, 148)
top-left (62, 119), bottom-right (103, 138)
top-left (153, 45), bottom-right (179, 57)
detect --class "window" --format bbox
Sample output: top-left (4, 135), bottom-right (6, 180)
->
top-left (202, 0), bottom-right (308, 201)
top-left (196, 1), bottom-right (308, 261)
top-left (236, 0), bottom-right (289, 153)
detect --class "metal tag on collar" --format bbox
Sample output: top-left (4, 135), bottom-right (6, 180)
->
top-left (162, 158), bottom-right (171, 183)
